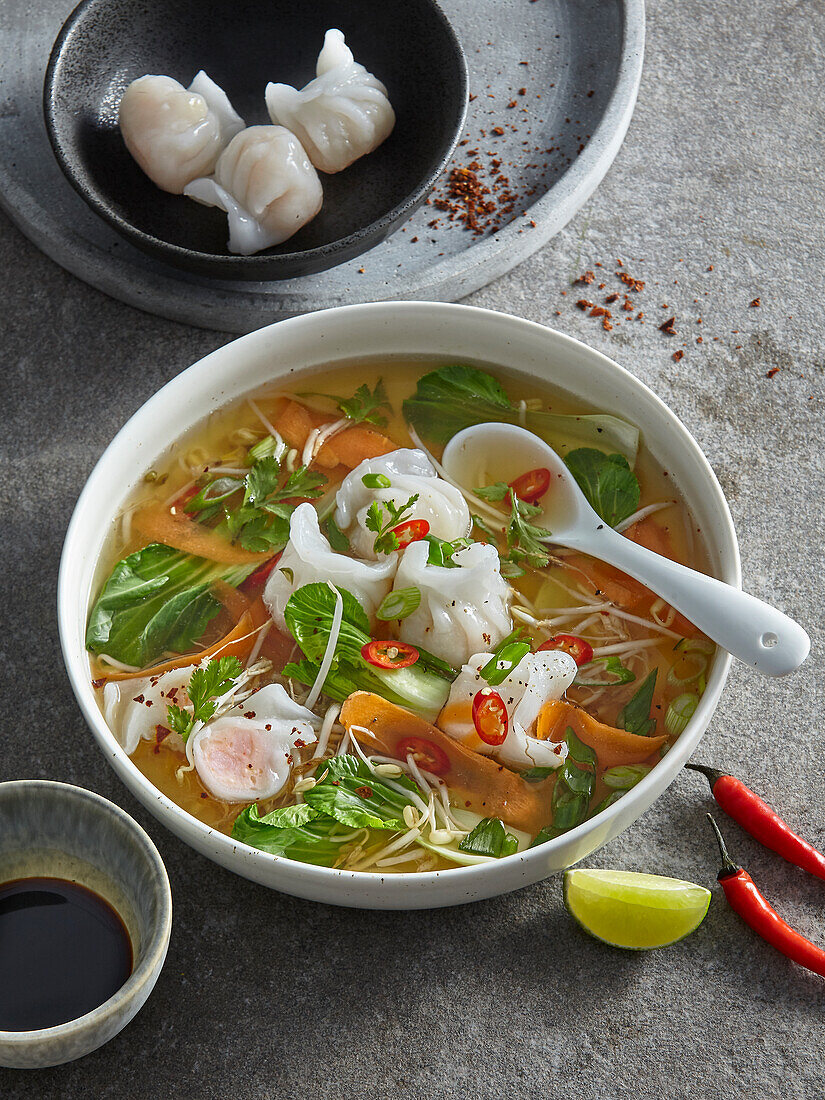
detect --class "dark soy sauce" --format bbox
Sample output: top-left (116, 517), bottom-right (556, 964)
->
top-left (0, 877), bottom-right (133, 1031)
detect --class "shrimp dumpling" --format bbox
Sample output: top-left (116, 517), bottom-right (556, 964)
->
top-left (184, 125), bottom-right (323, 255)
top-left (392, 540), bottom-right (513, 666)
top-left (265, 29), bottom-right (395, 173)
top-left (190, 684), bottom-right (318, 802)
top-left (334, 449), bottom-right (471, 561)
top-left (264, 503), bottom-right (396, 631)
top-left (438, 650), bottom-right (578, 770)
top-left (119, 71), bottom-right (244, 194)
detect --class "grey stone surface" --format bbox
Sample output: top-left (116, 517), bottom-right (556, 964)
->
top-left (1, 0), bottom-right (823, 1096)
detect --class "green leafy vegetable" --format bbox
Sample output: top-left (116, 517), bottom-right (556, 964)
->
top-left (589, 790), bottom-right (626, 817)
top-left (230, 756), bottom-right (426, 865)
top-left (283, 583), bottom-right (452, 720)
top-left (322, 516), bottom-right (351, 553)
top-left (458, 817), bottom-right (519, 857)
top-left (521, 766), bottom-right (559, 781)
top-left (538, 727), bottom-right (598, 838)
top-left (334, 379), bottom-right (391, 427)
top-left (166, 655), bottom-right (243, 741)
top-left (403, 364), bottom-right (639, 463)
top-left (365, 494), bottom-right (419, 555)
top-left (303, 755), bottom-right (424, 831)
top-left (231, 804), bottom-right (343, 864)
top-left (616, 668), bottom-right (658, 736)
top-left (574, 655), bottom-right (636, 687)
top-left (86, 543), bottom-right (253, 667)
top-left (563, 449), bottom-right (641, 527)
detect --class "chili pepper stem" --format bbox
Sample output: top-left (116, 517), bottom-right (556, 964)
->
top-left (707, 814), bottom-right (740, 879)
top-left (685, 761), bottom-right (727, 790)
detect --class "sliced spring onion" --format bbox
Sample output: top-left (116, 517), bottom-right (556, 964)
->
top-left (674, 637), bottom-right (715, 655)
top-left (668, 638), bottom-right (712, 689)
top-left (376, 586), bottom-right (422, 621)
top-left (479, 640), bottom-right (532, 686)
top-left (665, 692), bottom-right (699, 737)
top-left (574, 655), bottom-right (636, 688)
top-left (602, 764), bottom-right (651, 790)
top-left (362, 472), bottom-right (392, 489)
top-left (248, 433), bottom-right (286, 464)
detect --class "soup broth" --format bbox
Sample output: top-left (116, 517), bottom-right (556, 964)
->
top-left (89, 359), bottom-right (712, 873)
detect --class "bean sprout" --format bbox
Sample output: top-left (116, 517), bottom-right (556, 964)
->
top-left (615, 501), bottom-right (676, 532)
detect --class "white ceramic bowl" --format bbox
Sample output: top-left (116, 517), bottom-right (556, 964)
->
top-left (58, 302), bottom-right (738, 909)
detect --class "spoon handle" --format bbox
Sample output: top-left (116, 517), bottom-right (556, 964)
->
top-left (564, 526), bottom-right (810, 676)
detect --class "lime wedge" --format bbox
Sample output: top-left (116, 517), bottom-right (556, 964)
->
top-left (563, 868), bottom-right (711, 950)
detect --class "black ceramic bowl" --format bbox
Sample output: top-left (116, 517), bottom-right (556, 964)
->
top-left (44, 0), bottom-right (467, 280)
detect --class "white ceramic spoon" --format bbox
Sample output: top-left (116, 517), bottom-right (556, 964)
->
top-left (441, 423), bottom-right (810, 677)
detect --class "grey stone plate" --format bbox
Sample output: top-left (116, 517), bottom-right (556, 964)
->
top-left (0, 0), bottom-right (644, 333)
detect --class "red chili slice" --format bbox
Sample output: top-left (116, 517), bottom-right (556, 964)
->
top-left (472, 689), bottom-right (509, 746)
top-left (396, 736), bottom-right (450, 776)
top-left (361, 640), bottom-right (420, 669)
top-left (508, 467), bottom-right (551, 504)
top-left (391, 519), bottom-right (430, 548)
top-left (537, 633), bottom-right (594, 667)
top-left (173, 484), bottom-right (200, 509)
top-left (241, 554), bottom-right (281, 591)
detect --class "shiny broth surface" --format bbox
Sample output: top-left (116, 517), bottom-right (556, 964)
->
top-left (89, 359), bottom-right (712, 872)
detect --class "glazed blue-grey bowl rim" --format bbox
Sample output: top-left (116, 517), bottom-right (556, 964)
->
top-left (41, 0), bottom-right (469, 276)
top-left (0, 780), bottom-right (172, 1049)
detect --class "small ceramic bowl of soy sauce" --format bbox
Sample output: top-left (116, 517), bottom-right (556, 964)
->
top-left (0, 780), bottom-right (172, 1069)
top-left (43, 0), bottom-right (468, 280)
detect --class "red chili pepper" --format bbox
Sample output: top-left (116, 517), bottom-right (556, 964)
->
top-left (241, 554), bottom-right (281, 591)
top-left (537, 634), bottom-right (594, 667)
top-left (472, 689), bottom-right (509, 746)
top-left (508, 467), bottom-right (551, 504)
top-left (396, 736), bottom-right (450, 776)
top-left (391, 519), bottom-right (430, 548)
top-left (687, 763), bottom-right (825, 880)
top-left (174, 484), bottom-right (200, 509)
top-left (361, 640), bottom-right (420, 669)
top-left (707, 815), bottom-right (825, 978)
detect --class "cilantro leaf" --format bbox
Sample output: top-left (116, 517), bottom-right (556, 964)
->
top-left (211, 459), bottom-right (327, 553)
top-left (165, 655), bottom-right (243, 741)
top-left (474, 481), bottom-right (510, 502)
top-left (365, 493), bottom-right (419, 555)
top-left (334, 380), bottom-right (391, 427)
top-left (506, 489), bottom-right (553, 569)
top-left (244, 456), bottom-right (282, 506)
top-left (278, 466), bottom-right (328, 501)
